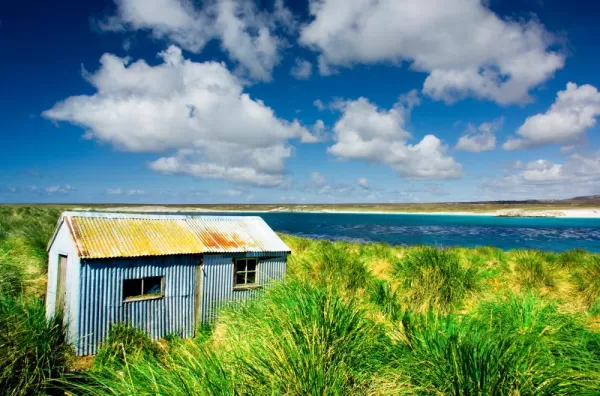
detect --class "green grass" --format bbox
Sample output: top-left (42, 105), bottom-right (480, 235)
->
top-left (0, 294), bottom-right (71, 395)
top-left (512, 250), bottom-right (556, 290)
top-left (574, 255), bottom-right (600, 312)
top-left (393, 246), bottom-right (482, 313)
top-left (1, 206), bottom-right (600, 395)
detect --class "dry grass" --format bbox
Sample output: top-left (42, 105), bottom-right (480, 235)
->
top-left (281, 234), bottom-right (600, 323)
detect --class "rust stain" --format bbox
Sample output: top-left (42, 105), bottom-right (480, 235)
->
top-left (202, 232), bottom-right (239, 249)
top-left (57, 213), bottom-right (291, 259)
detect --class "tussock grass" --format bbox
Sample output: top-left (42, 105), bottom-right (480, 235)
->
top-left (291, 239), bottom-right (374, 292)
top-left (574, 255), bottom-right (600, 313)
top-left (374, 305), bottom-right (600, 395)
top-left (0, 295), bottom-right (71, 395)
top-left (93, 324), bottom-right (164, 371)
top-left (512, 250), bottom-right (555, 290)
top-left (557, 248), bottom-right (591, 270)
top-left (368, 279), bottom-right (403, 321)
top-left (393, 246), bottom-right (482, 313)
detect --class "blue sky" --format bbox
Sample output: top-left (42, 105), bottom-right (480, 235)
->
top-left (2, 0), bottom-right (600, 204)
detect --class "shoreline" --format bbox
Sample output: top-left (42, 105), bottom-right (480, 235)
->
top-left (87, 206), bottom-right (600, 219)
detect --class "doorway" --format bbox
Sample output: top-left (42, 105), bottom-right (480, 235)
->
top-left (56, 254), bottom-right (67, 313)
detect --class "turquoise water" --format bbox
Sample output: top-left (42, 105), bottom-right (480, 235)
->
top-left (201, 212), bottom-right (600, 252)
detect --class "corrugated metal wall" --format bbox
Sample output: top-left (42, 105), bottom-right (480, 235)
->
top-left (77, 255), bottom-right (198, 355)
top-left (77, 252), bottom-right (288, 355)
top-left (200, 252), bottom-right (287, 324)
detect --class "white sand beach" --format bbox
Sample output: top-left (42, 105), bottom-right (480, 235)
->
top-left (79, 206), bottom-right (600, 218)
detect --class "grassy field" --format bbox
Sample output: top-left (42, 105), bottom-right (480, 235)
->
top-left (1, 206), bottom-right (600, 394)
top-left (5, 197), bottom-right (600, 214)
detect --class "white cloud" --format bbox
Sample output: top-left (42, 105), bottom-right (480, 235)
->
top-left (43, 47), bottom-right (317, 188)
top-left (98, 0), bottom-right (295, 81)
top-left (300, 0), bottom-right (564, 104)
top-left (46, 185), bottom-right (75, 193)
top-left (358, 177), bottom-right (368, 188)
top-left (327, 97), bottom-right (462, 179)
top-left (482, 152), bottom-right (600, 199)
top-left (456, 118), bottom-right (502, 152)
top-left (311, 171), bottom-right (326, 186)
top-left (290, 58), bottom-right (312, 80)
top-left (107, 188), bottom-right (145, 195)
top-left (314, 99), bottom-right (325, 111)
top-left (504, 83), bottom-right (600, 150)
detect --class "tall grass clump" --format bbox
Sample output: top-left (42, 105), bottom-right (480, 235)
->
top-left (68, 339), bottom-right (236, 396)
top-left (374, 307), bottom-right (600, 395)
top-left (214, 280), bottom-right (391, 394)
top-left (574, 255), bottom-right (600, 312)
top-left (474, 293), bottom-right (600, 357)
top-left (556, 248), bottom-right (590, 270)
top-left (512, 250), bottom-right (555, 289)
top-left (0, 296), bottom-right (71, 395)
top-left (11, 207), bottom-right (61, 263)
top-left (0, 249), bottom-right (25, 298)
top-left (292, 240), bottom-right (374, 292)
top-left (468, 246), bottom-right (509, 279)
top-left (93, 323), bottom-right (164, 371)
top-left (368, 279), bottom-right (403, 321)
top-left (393, 246), bottom-right (481, 313)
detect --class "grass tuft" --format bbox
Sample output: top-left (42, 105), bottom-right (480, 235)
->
top-left (93, 323), bottom-right (164, 371)
top-left (393, 246), bottom-right (482, 313)
top-left (292, 239), bottom-right (374, 292)
top-left (574, 255), bottom-right (600, 311)
top-left (0, 295), bottom-right (71, 395)
top-left (512, 250), bottom-right (555, 290)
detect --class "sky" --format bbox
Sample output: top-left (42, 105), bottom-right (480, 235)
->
top-left (1, 0), bottom-right (600, 204)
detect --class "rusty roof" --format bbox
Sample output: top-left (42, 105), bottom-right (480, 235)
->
top-left (56, 212), bottom-right (290, 259)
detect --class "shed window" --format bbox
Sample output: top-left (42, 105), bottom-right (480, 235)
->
top-left (234, 258), bottom-right (258, 288)
top-left (123, 276), bottom-right (164, 301)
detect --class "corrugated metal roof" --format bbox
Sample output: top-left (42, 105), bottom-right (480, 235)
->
top-left (59, 212), bottom-right (290, 259)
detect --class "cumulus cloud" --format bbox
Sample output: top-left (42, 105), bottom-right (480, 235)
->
top-left (98, 0), bottom-right (296, 81)
top-left (107, 188), bottom-right (145, 195)
top-left (300, 0), bottom-right (564, 104)
top-left (504, 83), bottom-right (600, 150)
top-left (456, 118), bottom-right (503, 152)
top-left (314, 99), bottom-right (325, 111)
top-left (290, 58), bottom-right (312, 80)
top-left (327, 96), bottom-right (462, 179)
top-left (482, 151), bottom-right (600, 199)
top-left (358, 177), bottom-right (369, 188)
top-left (43, 47), bottom-right (317, 188)
top-left (46, 185), bottom-right (75, 193)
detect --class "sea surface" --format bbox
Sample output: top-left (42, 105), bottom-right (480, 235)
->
top-left (198, 212), bottom-right (600, 252)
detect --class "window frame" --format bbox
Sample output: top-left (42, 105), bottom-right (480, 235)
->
top-left (122, 276), bottom-right (165, 302)
top-left (233, 258), bottom-right (260, 290)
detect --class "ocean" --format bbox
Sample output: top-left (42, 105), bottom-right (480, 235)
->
top-left (199, 212), bottom-right (600, 252)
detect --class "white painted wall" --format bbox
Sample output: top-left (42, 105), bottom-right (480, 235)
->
top-left (46, 220), bottom-right (80, 345)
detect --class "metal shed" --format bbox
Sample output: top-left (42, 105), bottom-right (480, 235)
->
top-left (46, 211), bottom-right (290, 356)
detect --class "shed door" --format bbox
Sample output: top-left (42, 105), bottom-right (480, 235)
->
top-left (57, 254), bottom-right (68, 313)
top-left (194, 262), bottom-right (203, 332)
